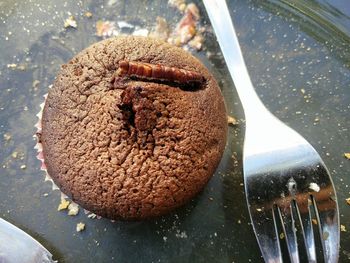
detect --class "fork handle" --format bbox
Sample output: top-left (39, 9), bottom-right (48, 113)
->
top-left (203, 0), bottom-right (269, 120)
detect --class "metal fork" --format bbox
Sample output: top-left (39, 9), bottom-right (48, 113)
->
top-left (203, 0), bottom-right (340, 262)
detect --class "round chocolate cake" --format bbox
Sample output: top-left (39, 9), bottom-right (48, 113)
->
top-left (40, 36), bottom-right (227, 220)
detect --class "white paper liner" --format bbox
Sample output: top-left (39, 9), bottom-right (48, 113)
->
top-left (34, 91), bottom-right (59, 190)
top-left (34, 88), bottom-right (100, 219)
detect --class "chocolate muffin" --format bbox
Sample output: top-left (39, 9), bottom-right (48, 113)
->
top-left (40, 36), bottom-right (227, 220)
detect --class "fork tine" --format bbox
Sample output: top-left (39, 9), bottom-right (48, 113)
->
top-left (277, 202), bottom-right (299, 263)
top-left (248, 206), bottom-right (282, 263)
top-left (295, 197), bottom-right (317, 262)
top-left (312, 190), bottom-right (339, 263)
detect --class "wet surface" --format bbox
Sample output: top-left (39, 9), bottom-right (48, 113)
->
top-left (0, 0), bottom-right (349, 262)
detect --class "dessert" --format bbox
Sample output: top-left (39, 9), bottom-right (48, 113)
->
top-left (38, 36), bottom-right (227, 220)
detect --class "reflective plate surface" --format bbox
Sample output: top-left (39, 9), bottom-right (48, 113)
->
top-left (0, 0), bottom-right (349, 262)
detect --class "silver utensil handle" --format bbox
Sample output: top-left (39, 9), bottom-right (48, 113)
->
top-left (0, 218), bottom-right (56, 263)
top-left (203, 0), bottom-right (268, 120)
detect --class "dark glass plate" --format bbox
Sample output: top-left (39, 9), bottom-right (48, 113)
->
top-left (0, 0), bottom-right (349, 262)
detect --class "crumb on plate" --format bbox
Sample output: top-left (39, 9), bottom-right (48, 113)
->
top-left (76, 222), bottom-right (86, 232)
top-left (84, 12), bottom-right (93, 18)
top-left (227, 115), bottom-right (238, 126)
top-left (3, 133), bottom-right (12, 141)
top-left (188, 34), bottom-right (204, 50)
top-left (96, 20), bottom-right (118, 37)
top-left (346, 197), bottom-right (350, 205)
top-left (168, 2), bottom-right (201, 47)
top-left (168, 0), bottom-right (186, 12)
top-left (149, 17), bottom-right (169, 41)
top-left (64, 16), bottom-right (77, 28)
top-left (57, 199), bottom-right (70, 211)
top-left (68, 202), bottom-right (79, 216)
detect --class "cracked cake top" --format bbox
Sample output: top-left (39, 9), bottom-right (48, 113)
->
top-left (40, 36), bottom-right (227, 220)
